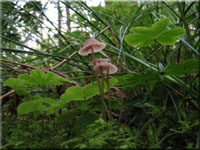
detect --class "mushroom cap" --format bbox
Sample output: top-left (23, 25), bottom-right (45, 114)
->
top-left (89, 58), bottom-right (110, 66)
top-left (93, 62), bottom-right (118, 74)
top-left (78, 39), bottom-right (106, 56)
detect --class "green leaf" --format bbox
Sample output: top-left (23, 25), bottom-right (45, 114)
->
top-left (183, 59), bottom-right (198, 74)
top-left (125, 31), bottom-right (154, 47)
top-left (130, 27), bottom-right (152, 35)
top-left (60, 78), bottom-right (118, 104)
top-left (84, 82), bottom-right (100, 99)
top-left (151, 18), bottom-right (169, 37)
top-left (125, 18), bottom-right (185, 47)
top-left (19, 69), bottom-right (70, 86)
top-left (57, 76), bottom-right (73, 83)
top-left (37, 98), bottom-right (57, 106)
top-left (4, 78), bottom-right (29, 95)
top-left (17, 101), bottom-right (43, 114)
top-left (18, 74), bottom-right (37, 85)
top-left (17, 98), bottom-right (57, 115)
top-left (60, 86), bottom-right (85, 103)
top-left (157, 28), bottom-right (186, 45)
top-left (164, 59), bottom-right (198, 76)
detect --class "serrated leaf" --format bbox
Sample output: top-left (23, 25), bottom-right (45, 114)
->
top-left (18, 74), bottom-right (37, 85)
top-left (157, 28), bottom-right (186, 45)
top-left (19, 69), bottom-right (69, 86)
top-left (4, 78), bottom-right (29, 95)
top-left (57, 76), bottom-right (73, 83)
top-left (30, 69), bottom-right (46, 83)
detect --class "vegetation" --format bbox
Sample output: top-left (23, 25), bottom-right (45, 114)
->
top-left (1, 1), bottom-right (200, 149)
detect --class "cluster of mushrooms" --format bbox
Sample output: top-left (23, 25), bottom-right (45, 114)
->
top-left (78, 38), bottom-right (118, 74)
top-left (78, 38), bottom-right (118, 120)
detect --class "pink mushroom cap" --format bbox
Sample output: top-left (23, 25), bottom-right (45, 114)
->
top-left (78, 39), bottom-right (106, 56)
top-left (89, 58), bottom-right (110, 66)
top-left (93, 62), bottom-right (118, 74)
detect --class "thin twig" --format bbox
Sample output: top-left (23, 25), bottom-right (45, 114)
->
top-left (1, 63), bottom-right (28, 73)
top-left (162, 82), bottom-right (184, 97)
top-left (147, 46), bottom-right (163, 60)
top-left (0, 90), bottom-right (15, 100)
top-left (0, 59), bottom-right (67, 78)
top-left (109, 26), bottom-right (119, 48)
top-left (0, 59), bottom-right (38, 69)
top-left (51, 51), bottom-right (78, 70)
top-left (162, 2), bottom-right (183, 21)
top-left (95, 26), bottom-right (110, 38)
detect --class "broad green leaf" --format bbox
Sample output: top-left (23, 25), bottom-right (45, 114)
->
top-left (57, 76), bottom-right (73, 83)
top-left (84, 78), bottom-right (118, 99)
top-left (4, 78), bottom-right (29, 95)
top-left (60, 78), bottom-right (118, 103)
top-left (60, 86), bottom-right (85, 103)
top-left (65, 86), bottom-right (85, 100)
top-left (125, 32), bottom-right (154, 47)
top-left (18, 74), bottom-right (37, 85)
top-left (157, 28), bottom-right (186, 45)
top-left (164, 59), bottom-right (198, 76)
top-left (125, 18), bottom-right (185, 47)
top-left (19, 69), bottom-right (70, 86)
top-left (84, 81), bottom-right (100, 99)
top-left (130, 27), bottom-right (152, 35)
top-left (151, 18), bottom-right (169, 37)
top-left (30, 69), bottom-right (46, 83)
top-left (37, 98), bottom-right (57, 106)
top-left (17, 98), bottom-right (57, 115)
top-left (17, 101), bottom-right (42, 114)
top-left (183, 59), bottom-right (198, 74)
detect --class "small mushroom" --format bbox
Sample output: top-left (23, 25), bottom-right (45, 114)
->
top-left (78, 39), bottom-right (106, 57)
top-left (93, 62), bottom-right (118, 74)
top-left (89, 58), bottom-right (110, 66)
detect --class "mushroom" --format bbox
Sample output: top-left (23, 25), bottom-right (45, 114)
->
top-left (89, 58), bottom-right (110, 66)
top-left (93, 62), bottom-right (118, 74)
top-left (78, 39), bottom-right (106, 60)
top-left (92, 61), bottom-right (117, 121)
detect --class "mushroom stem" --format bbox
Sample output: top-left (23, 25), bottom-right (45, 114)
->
top-left (91, 48), bottom-right (95, 61)
top-left (100, 67), bottom-right (109, 121)
top-left (91, 47), bottom-right (106, 120)
top-left (106, 68), bottom-right (112, 121)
